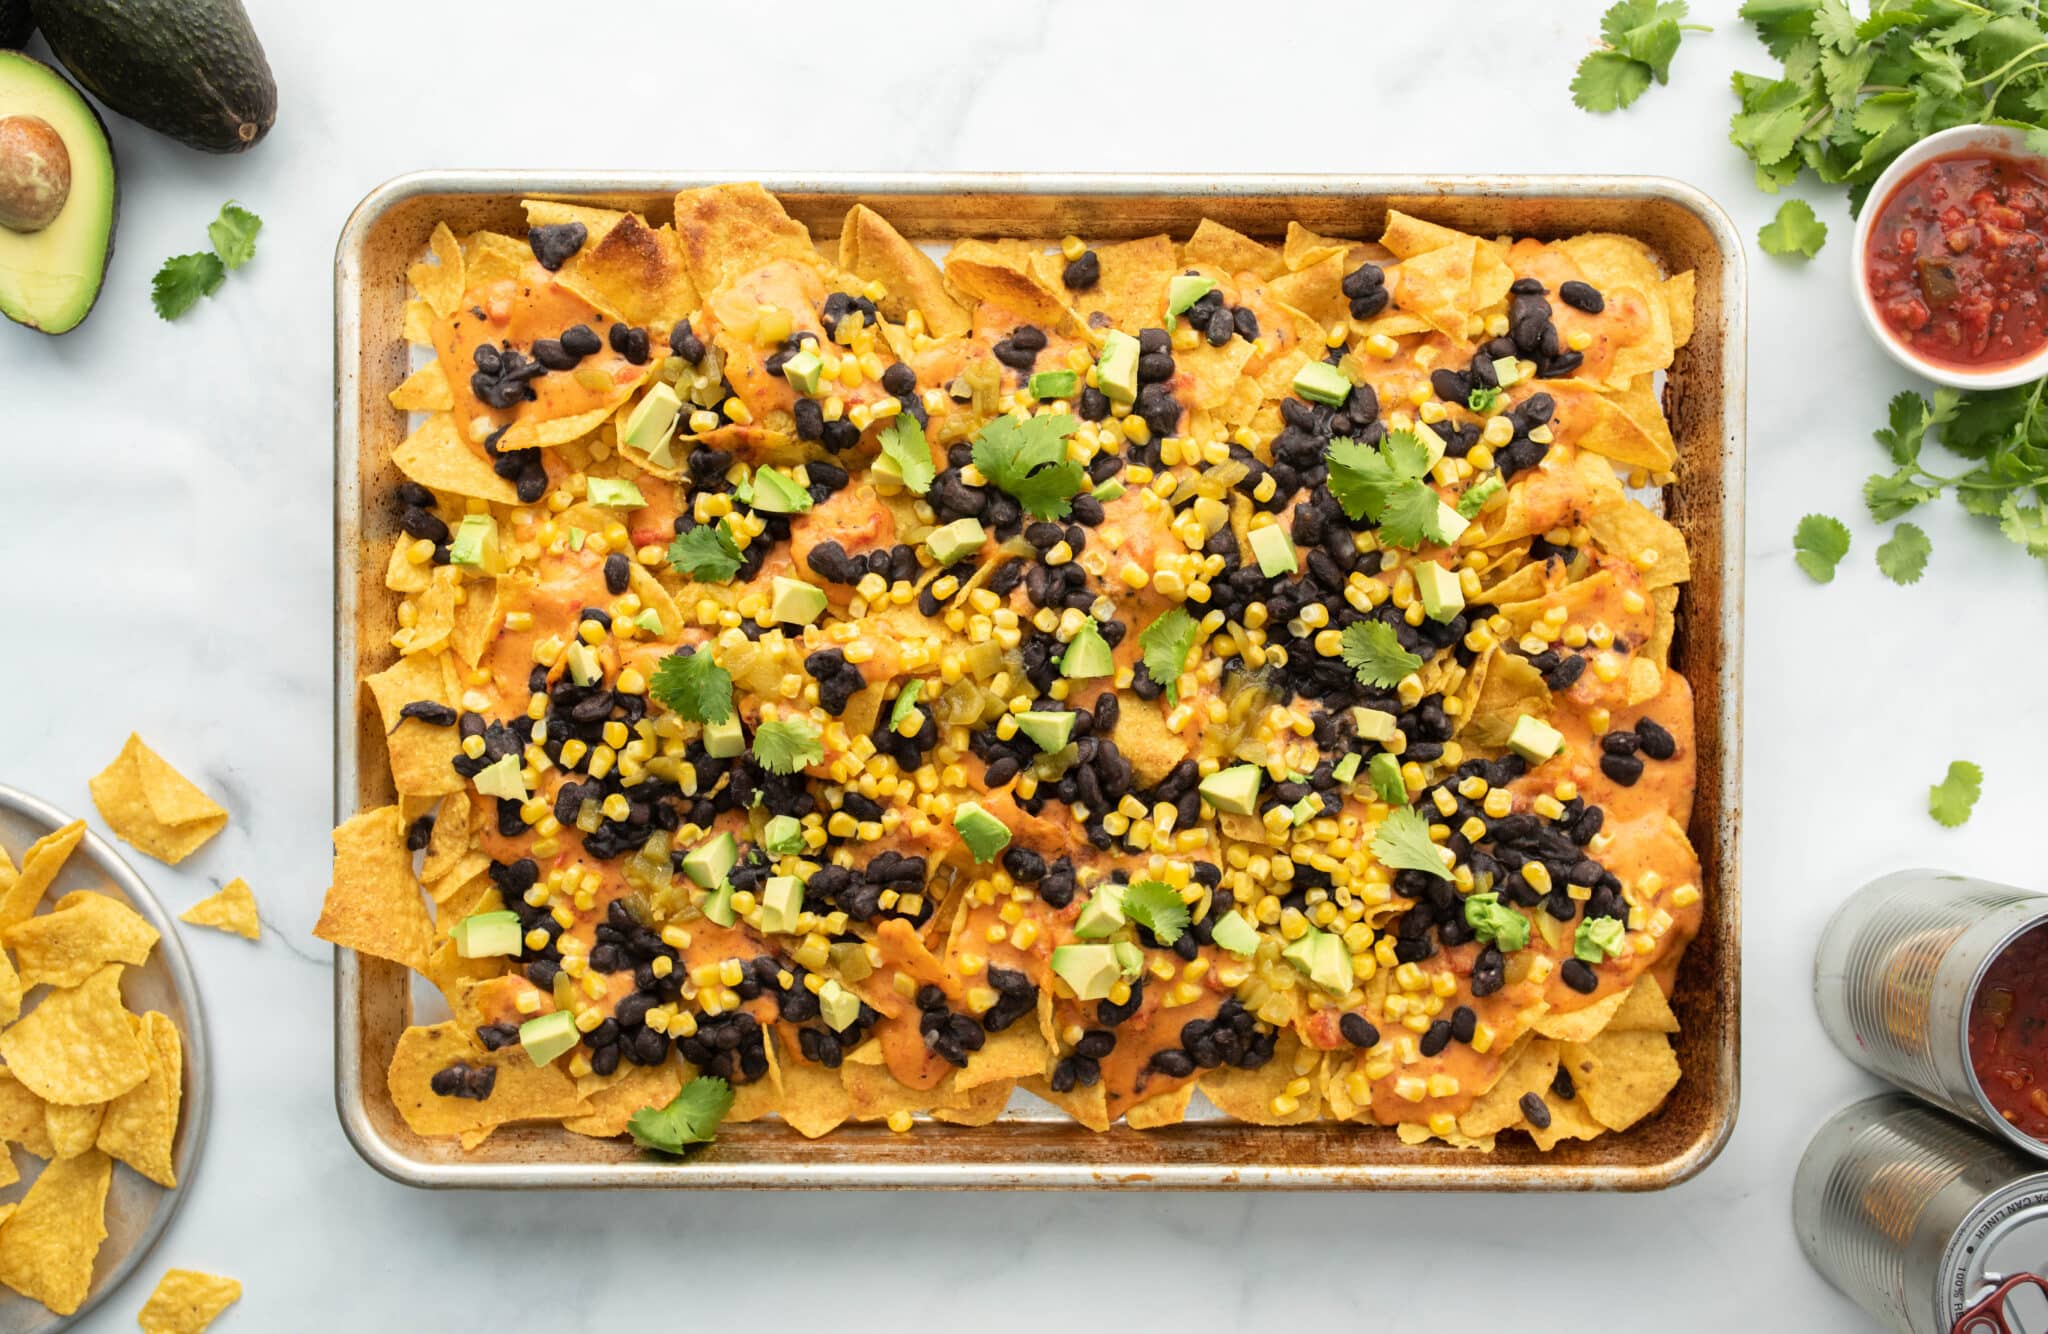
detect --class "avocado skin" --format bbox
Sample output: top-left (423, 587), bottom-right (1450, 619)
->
top-left (0, 51), bottom-right (118, 335)
top-left (0, 0), bottom-right (32, 48)
top-left (31, 0), bottom-right (276, 153)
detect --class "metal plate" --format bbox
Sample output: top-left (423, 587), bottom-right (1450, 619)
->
top-left (334, 172), bottom-right (1744, 1190)
top-left (0, 786), bottom-right (209, 1330)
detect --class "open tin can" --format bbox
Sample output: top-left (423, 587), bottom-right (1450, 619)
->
top-left (1816, 871), bottom-right (2048, 1161)
top-left (1796, 1094), bottom-right (2048, 1334)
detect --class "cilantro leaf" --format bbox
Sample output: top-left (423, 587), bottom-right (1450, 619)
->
top-left (1377, 479), bottom-right (1451, 551)
top-left (1137, 607), bottom-right (1198, 706)
top-left (1326, 436), bottom-right (1402, 522)
top-left (1875, 523), bottom-right (1930, 585)
top-left (1999, 496), bottom-right (2048, 556)
top-left (1467, 385), bottom-right (1502, 416)
top-left (887, 681), bottom-right (923, 734)
top-left (628, 1076), bottom-right (734, 1154)
top-left (1382, 429), bottom-right (1432, 481)
top-left (1326, 430), bottom-right (1445, 550)
top-left (972, 413), bottom-right (1085, 520)
top-left (1793, 513), bottom-right (1851, 583)
top-left (207, 201), bottom-right (262, 270)
top-left (1759, 198), bottom-right (1828, 258)
top-left (1573, 48), bottom-right (1655, 112)
top-left (649, 648), bottom-right (734, 724)
top-left (1340, 621), bottom-right (1423, 688)
top-left (1864, 468), bottom-right (1941, 522)
top-left (1874, 391), bottom-right (1933, 466)
top-left (1371, 806), bottom-right (1453, 882)
top-left (878, 414), bottom-right (935, 495)
top-left (151, 252), bottom-right (225, 320)
top-left (752, 719), bottom-right (823, 775)
top-left (1121, 880), bottom-right (1191, 945)
top-left (1574, 1), bottom-right (1700, 112)
top-left (1929, 760), bottom-right (1983, 828)
top-left (1458, 474), bottom-right (1504, 519)
top-left (666, 522), bottom-right (744, 582)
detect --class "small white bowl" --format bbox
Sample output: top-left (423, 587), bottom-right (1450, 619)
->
top-left (1851, 122), bottom-right (2048, 390)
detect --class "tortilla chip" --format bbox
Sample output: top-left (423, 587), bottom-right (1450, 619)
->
top-left (725, 1030), bottom-right (784, 1123)
top-left (928, 1078), bottom-right (1011, 1127)
top-left (403, 297), bottom-right (437, 345)
top-left (562, 1062), bottom-right (683, 1138)
top-left (1124, 1080), bottom-right (1195, 1129)
top-left (0, 819), bottom-right (83, 928)
top-left (1608, 973), bottom-right (1682, 1035)
top-left (1199, 1033), bottom-right (1322, 1125)
top-left (407, 221), bottom-right (465, 318)
top-left (1664, 269), bottom-right (1696, 348)
top-left (500, 402), bottom-right (615, 451)
top-left (1533, 985), bottom-right (1631, 1043)
top-left (671, 182), bottom-right (817, 296)
top-left (0, 1068), bottom-right (53, 1157)
top-left (1183, 218), bottom-right (1285, 281)
top-left (362, 651), bottom-right (467, 798)
top-left (420, 794), bottom-right (471, 885)
top-left (772, 1053), bottom-right (855, 1139)
top-left (180, 878), bottom-right (260, 941)
top-left (97, 1010), bottom-right (182, 1186)
top-left (1019, 1073), bottom-right (1109, 1132)
top-left (839, 203), bottom-right (971, 338)
top-left (44, 1100), bottom-right (102, 1158)
top-left (0, 964), bottom-right (149, 1105)
top-left (1283, 221), bottom-right (1354, 272)
top-left (387, 1021), bottom-right (583, 1138)
top-left (314, 806), bottom-right (434, 974)
top-left (1055, 234), bottom-right (1176, 331)
top-left (1392, 236), bottom-right (1481, 338)
top-left (137, 1269), bottom-right (242, 1334)
top-left (391, 413), bottom-right (518, 504)
top-left (388, 359), bottom-right (453, 412)
top-left (0, 947), bottom-right (18, 1027)
top-left (1564, 1029), bottom-right (1682, 1131)
top-left (462, 228), bottom-right (533, 287)
top-left (1647, 585), bottom-right (1680, 665)
top-left (556, 211), bottom-right (698, 329)
top-left (3, 891), bottom-right (160, 988)
top-left (0, 1148), bottom-right (111, 1315)
top-left (944, 238), bottom-right (1070, 332)
top-left (952, 1015), bottom-right (1050, 1092)
top-left (1267, 251), bottom-right (1351, 330)
top-left (450, 577), bottom-right (502, 668)
top-left (1460, 1039), bottom-right (1561, 1138)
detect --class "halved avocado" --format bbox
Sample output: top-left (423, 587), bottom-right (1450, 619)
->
top-left (0, 51), bottom-right (114, 335)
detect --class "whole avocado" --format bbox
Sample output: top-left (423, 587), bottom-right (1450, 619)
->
top-left (30, 0), bottom-right (275, 153)
top-left (0, 0), bottom-right (31, 48)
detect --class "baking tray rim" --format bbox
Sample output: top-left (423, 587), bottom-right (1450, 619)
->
top-left (333, 169), bottom-right (1745, 1190)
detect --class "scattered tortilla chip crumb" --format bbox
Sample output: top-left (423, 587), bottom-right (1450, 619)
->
top-left (181, 879), bottom-right (261, 941)
top-left (137, 1268), bottom-right (242, 1334)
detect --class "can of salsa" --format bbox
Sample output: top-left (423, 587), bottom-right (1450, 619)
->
top-left (1795, 1093), bottom-right (2048, 1334)
top-left (1815, 870), bottom-right (2048, 1159)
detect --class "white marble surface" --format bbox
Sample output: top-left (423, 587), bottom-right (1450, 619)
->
top-left (2, 0), bottom-right (2036, 1327)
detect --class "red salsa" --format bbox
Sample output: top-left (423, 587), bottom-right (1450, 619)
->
top-left (1969, 923), bottom-right (2048, 1141)
top-left (1865, 152), bottom-right (2048, 367)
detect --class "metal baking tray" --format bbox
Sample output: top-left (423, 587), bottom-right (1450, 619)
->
top-left (334, 172), bottom-right (1744, 1190)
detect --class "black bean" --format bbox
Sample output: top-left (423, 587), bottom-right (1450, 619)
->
top-left (670, 321), bottom-right (705, 364)
top-left (1341, 263), bottom-right (1385, 298)
top-left (405, 815), bottom-right (434, 850)
top-left (1137, 328), bottom-right (1170, 356)
top-left (527, 222), bottom-right (588, 271)
top-left (530, 337), bottom-right (577, 371)
top-left (1062, 251), bottom-right (1100, 290)
top-left (399, 505), bottom-right (450, 544)
top-left (1558, 280), bottom-right (1604, 314)
top-left (1420, 1019), bottom-right (1453, 1057)
top-left (608, 323), bottom-right (650, 365)
top-left (1232, 305), bottom-right (1260, 341)
top-left (1560, 958), bottom-right (1599, 994)
top-left (1538, 350), bottom-right (1585, 379)
top-left (1009, 325), bottom-right (1047, 353)
top-left (1599, 751), bottom-right (1645, 786)
top-left (1450, 1005), bottom-right (1477, 1044)
top-left (1430, 369), bottom-right (1472, 403)
top-left (1635, 718), bottom-right (1677, 760)
top-left (1519, 1092), bottom-right (1553, 1130)
top-left (1339, 1013), bottom-right (1380, 1048)
top-left (560, 324), bottom-right (602, 358)
top-left (1349, 288), bottom-right (1389, 319)
top-left (1137, 352), bottom-right (1176, 384)
top-left (602, 552), bottom-right (631, 595)
top-left (1149, 1048), bottom-right (1195, 1078)
top-left (1601, 731), bottom-right (1640, 757)
top-left (1205, 306), bottom-right (1235, 346)
top-left (399, 701), bottom-right (457, 727)
top-left (1074, 1030), bottom-right (1116, 1059)
top-left (1077, 386), bottom-right (1110, 421)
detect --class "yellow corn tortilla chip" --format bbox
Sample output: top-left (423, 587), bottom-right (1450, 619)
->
top-left (450, 576), bottom-right (501, 668)
top-left (44, 1100), bottom-right (102, 1158)
top-left (388, 359), bottom-right (453, 412)
top-left (0, 1068), bottom-right (53, 1157)
top-left (0, 819), bottom-right (84, 927)
top-left (137, 1269), bottom-right (242, 1334)
top-left (1019, 1073), bottom-right (1109, 1132)
top-left (725, 1028), bottom-right (783, 1123)
top-left (1527, 1090), bottom-right (1608, 1150)
top-left (97, 1010), bottom-right (181, 1186)
top-left (500, 402), bottom-right (615, 451)
top-left (1647, 585), bottom-right (1680, 665)
top-left (1664, 269), bottom-right (1696, 348)
top-left (1392, 236), bottom-right (1481, 338)
top-left (1199, 1033), bottom-right (1322, 1125)
top-left (3, 890), bottom-right (160, 988)
top-left (555, 211), bottom-right (699, 330)
top-left (1564, 1029), bottom-right (1682, 1132)
top-left (1124, 1080), bottom-right (1195, 1129)
top-left (421, 792), bottom-right (472, 883)
top-left (180, 878), bottom-right (260, 941)
top-left (1283, 220), bottom-right (1354, 272)
top-left (1460, 1039), bottom-right (1561, 1138)
top-left (839, 203), bottom-right (971, 338)
top-left (928, 1077), bottom-right (1011, 1127)
top-left (1267, 251), bottom-right (1351, 330)
top-left (0, 1147), bottom-right (111, 1315)
top-left (1183, 218), bottom-right (1285, 281)
top-left (944, 237), bottom-right (1071, 332)
top-left (362, 650), bottom-right (467, 798)
top-left (462, 228), bottom-right (532, 287)
top-left (0, 946), bottom-right (18, 1026)
top-left (406, 221), bottom-right (465, 318)
top-left (772, 1052), bottom-right (854, 1140)
top-left (387, 1021), bottom-right (583, 1138)
top-left (1051, 233), bottom-right (1175, 332)
top-left (0, 964), bottom-right (148, 1105)
top-left (391, 413), bottom-right (518, 504)
top-left (1548, 380), bottom-right (1676, 474)
top-left (0, 1151), bottom-right (15, 1188)
top-left (952, 1015), bottom-right (1050, 1092)
top-left (562, 1062), bottom-right (682, 1138)
top-left (1608, 973), bottom-right (1681, 1034)
top-left (403, 297), bottom-right (437, 345)
top-left (1533, 985), bottom-right (1631, 1043)
top-left (314, 806), bottom-right (434, 974)
top-left (671, 182), bottom-right (817, 296)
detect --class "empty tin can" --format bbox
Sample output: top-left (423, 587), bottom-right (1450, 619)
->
top-left (1796, 1094), bottom-right (2048, 1333)
top-left (1815, 870), bottom-right (2048, 1160)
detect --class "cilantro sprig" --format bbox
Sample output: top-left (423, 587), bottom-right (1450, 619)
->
top-left (667, 521), bottom-right (744, 583)
top-left (152, 201), bottom-right (263, 320)
top-left (752, 719), bottom-right (823, 775)
top-left (1136, 607), bottom-right (1198, 706)
top-left (1325, 431), bottom-right (1452, 550)
top-left (1866, 386), bottom-right (2048, 573)
top-left (1371, 806), bottom-right (1453, 882)
top-left (972, 413), bottom-right (1085, 520)
top-left (627, 1076), bottom-right (734, 1155)
top-left (648, 648), bottom-right (733, 724)
top-left (879, 414), bottom-right (935, 495)
top-left (1930, 760), bottom-right (1983, 828)
top-left (1793, 514), bottom-right (1850, 583)
top-left (1572, 0), bottom-right (1708, 113)
top-left (1759, 198), bottom-right (1828, 259)
top-left (1121, 880), bottom-right (1191, 945)
top-left (1340, 620), bottom-right (1423, 689)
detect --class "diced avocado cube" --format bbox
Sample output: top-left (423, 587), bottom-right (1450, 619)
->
top-left (1293, 360), bottom-right (1353, 407)
top-left (926, 516), bottom-right (986, 566)
top-left (1352, 707), bottom-right (1398, 743)
top-left (1051, 944), bottom-right (1121, 1000)
top-left (1029, 369), bottom-right (1079, 399)
top-left (781, 347), bottom-right (824, 396)
top-left (1112, 940), bottom-right (1145, 978)
top-left (952, 800), bottom-right (1011, 862)
top-left (563, 641), bottom-right (603, 687)
top-left (449, 514), bottom-right (498, 570)
top-left (701, 881), bottom-right (736, 927)
top-left (585, 476), bottom-right (646, 509)
top-left (472, 752), bottom-right (527, 802)
top-left (632, 608), bottom-right (664, 636)
top-left (623, 382), bottom-right (681, 456)
top-left (1059, 622), bottom-right (1114, 679)
top-left (1015, 710), bottom-right (1076, 753)
top-left (1434, 501), bottom-right (1471, 546)
top-left (1332, 752), bottom-right (1362, 784)
top-left (1091, 480), bottom-right (1125, 503)
top-left (818, 978), bottom-right (862, 1032)
top-left (1209, 910), bottom-right (1260, 959)
top-left (1198, 763), bottom-right (1262, 816)
top-left (757, 875), bottom-right (804, 934)
top-left (761, 814), bottom-right (804, 855)
top-left (1415, 561), bottom-right (1465, 622)
top-left (518, 1010), bottom-right (579, 1067)
top-left (1416, 421), bottom-right (1447, 469)
top-left (681, 831), bottom-right (737, 888)
top-left (1249, 524), bottom-right (1298, 577)
top-left (748, 467), bottom-right (813, 514)
top-left (1492, 356), bottom-right (1521, 388)
top-left (1073, 885), bottom-right (1128, 940)
top-left (1280, 931), bottom-right (1319, 976)
top-left (1309, 931), bottom-right (1354, 994)
top-left (702, 715), bottom-right (745, 759)
top-left (1096, 330), bottom-right (1141, 405)
top-left (1508, 714), bottom-right (1565, 764)
top-left (1368, 751), bottom-right (1407, 805)
top-left (870, 450), bottom-right (904, 487)
top-left (769, 575), bottom-right (828, 626)
top-left (452, 910), bottom-right (523, 959)
top-left (1167, 273), bottom-right (1217, 319)
top-left (1290, 793), bottom-right (1323, 826)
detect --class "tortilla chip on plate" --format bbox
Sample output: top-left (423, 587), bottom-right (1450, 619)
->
top-left (44, 1101), bottom-right (103, 1158)
top-left (0, 819), bottom-right (84, 929)
top-left (97, 1010), bottom-right (182, 1186)
top-left (0, 1147), bottom-right (112, 1315)
top-left (0, 964), bottom-right (149, 1105)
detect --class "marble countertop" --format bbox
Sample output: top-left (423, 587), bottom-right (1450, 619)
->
top-left (4, 0), bottom-right (2033, 1327)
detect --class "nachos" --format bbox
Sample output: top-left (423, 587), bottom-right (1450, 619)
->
top-left (329, 185), bottom-right (1701, 1151)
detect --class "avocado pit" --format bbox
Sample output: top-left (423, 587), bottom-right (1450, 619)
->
top-left (0, 113), bottom-right (69, 232)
